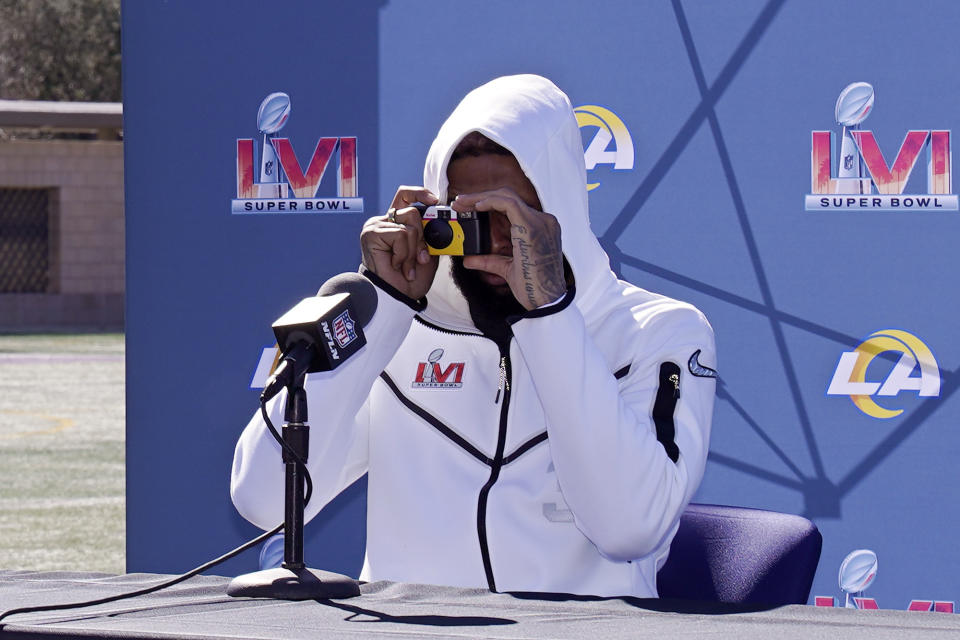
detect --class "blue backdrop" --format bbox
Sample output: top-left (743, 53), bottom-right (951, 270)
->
top-left (124, 0), bottom-right (960, 607)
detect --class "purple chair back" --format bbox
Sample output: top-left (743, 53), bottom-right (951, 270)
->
top-left (656, 504), bottom-right (822, 605)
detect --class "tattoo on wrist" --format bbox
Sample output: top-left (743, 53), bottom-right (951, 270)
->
top-left (539, 255), bottom-right (566, 300)
top-left (515, 237), bottom-right (538, 307)
top-left (513, 222), bottom-right (565, 307)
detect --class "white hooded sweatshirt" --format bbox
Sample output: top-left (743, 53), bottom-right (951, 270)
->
top-left (231, 74), bottom-right (717, 598)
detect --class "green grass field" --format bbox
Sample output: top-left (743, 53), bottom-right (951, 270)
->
top-left (0, 333), bottom-right (124, 573)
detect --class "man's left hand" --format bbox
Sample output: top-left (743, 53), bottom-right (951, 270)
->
top-left (453, 189), bottom-right (567, 311)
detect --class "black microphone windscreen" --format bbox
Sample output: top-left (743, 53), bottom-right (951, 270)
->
top-left (316, 273), bottom-right (378, 327)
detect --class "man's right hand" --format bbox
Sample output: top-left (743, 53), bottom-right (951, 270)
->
top-left (360, 186), bottom-right (440, 300)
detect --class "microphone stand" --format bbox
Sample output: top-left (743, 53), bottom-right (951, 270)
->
top-left (227, 372), bottom-right (360, 599)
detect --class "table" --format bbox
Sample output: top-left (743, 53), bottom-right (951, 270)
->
top-left (2, 571), bottom-right (959, 639)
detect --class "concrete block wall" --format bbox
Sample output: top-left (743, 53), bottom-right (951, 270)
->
top-left (0, 140), bottom-right (124, 331)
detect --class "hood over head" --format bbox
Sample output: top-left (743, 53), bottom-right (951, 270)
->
top-left (422, 74), bottom-right (622, 329)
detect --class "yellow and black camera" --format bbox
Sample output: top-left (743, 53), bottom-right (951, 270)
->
top-left (415, 204), bottom-right (491, 256)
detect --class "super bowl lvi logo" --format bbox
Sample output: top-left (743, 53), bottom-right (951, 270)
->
top-left (827, 329), bottom-right (940, 419)
top-left (575, 105), bottom-right (634, 191)
top-left (233, 91), bottom-right (364, 215)
top-left (412, 349), bottom-right (465, 389)
top-left (806, 82), bottom-right (955, 211)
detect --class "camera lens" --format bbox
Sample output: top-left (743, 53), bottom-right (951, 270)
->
top-left (423, 219), bottom-right (454, 249)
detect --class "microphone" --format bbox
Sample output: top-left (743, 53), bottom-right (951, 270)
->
top-left (261, 273), bottom-right (378, 402)
top-left (229, 273), bottom-right (375, 600)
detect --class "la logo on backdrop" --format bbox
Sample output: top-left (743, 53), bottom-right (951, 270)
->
top-left (574, 105), bottom-right (634, 191)
top-left (232, 92), bottom-right (364, 215)
top-left (827, 329), bottom-right (940, 419)
top-left (805, 82), bottom-right (955, 211)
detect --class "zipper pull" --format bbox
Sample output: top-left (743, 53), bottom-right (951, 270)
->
top-left (669, 373), bottom-right (680, 399)
top-left (494, 356), bottom-right (507, 404)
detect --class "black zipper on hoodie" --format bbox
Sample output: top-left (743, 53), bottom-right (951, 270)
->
top-left (412, 315), bottom-right (514, 591)
top-left (476, 334), bottom-right (512, 591)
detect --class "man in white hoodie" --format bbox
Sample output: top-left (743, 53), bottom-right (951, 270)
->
top-left (231, 74), bottom-right (717, 598)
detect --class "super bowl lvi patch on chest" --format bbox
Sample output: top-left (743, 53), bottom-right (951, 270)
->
top-left (412, 348), bottom-right (465, 389)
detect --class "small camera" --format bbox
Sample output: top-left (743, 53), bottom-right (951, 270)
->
top-left (415, 204), bottom-right (491, 256)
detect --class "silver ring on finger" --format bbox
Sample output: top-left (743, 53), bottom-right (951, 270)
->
top-left (385, 208), bottom-right (398, 224)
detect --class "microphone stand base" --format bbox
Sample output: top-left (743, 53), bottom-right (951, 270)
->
top-left (227, 567), bottom-right (360, 600)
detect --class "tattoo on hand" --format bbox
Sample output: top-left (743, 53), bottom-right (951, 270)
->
top-left (516, 237), bottom-right (538, 307)
top-left (513, 220), bottom-right (565, 308)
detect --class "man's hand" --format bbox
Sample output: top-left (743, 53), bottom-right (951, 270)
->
top-left (453, 189), bottom-right (566, 310)
top-left (360, 187), bottom-right (439, 300)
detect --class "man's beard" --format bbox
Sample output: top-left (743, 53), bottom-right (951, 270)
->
top-left (450, 257), bottom-right (525, 338)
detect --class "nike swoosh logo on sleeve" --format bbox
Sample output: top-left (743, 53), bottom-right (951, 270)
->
top-left (688, 349), bottom-right (718, 378)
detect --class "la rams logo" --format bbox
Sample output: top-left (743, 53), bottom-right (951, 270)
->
top-left (827, 329), bottom-right (940, 419)
top-left (574, 105), bottom-right (635, 191)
